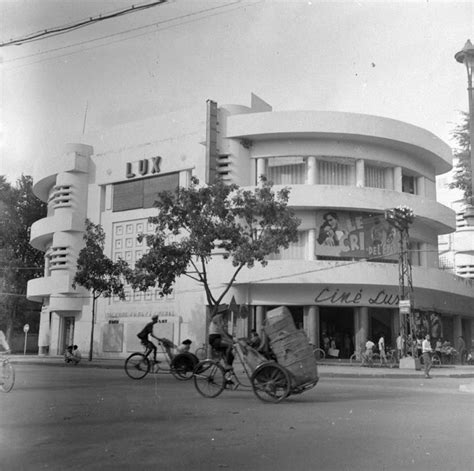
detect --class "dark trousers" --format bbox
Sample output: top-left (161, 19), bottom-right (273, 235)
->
top-left (422, 352), bottom-right (432, 376)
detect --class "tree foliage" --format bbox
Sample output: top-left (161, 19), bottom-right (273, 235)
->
top-left (127, 177), bottom-right (301, 315)
top-left (73, 219), bottom-right (130, 360)
top-left (449, 112), bottom-right (472, 201)
top-left (73, 219), bottom-right (129, 300)
top-left (0, 175), bottom-right (47, 338)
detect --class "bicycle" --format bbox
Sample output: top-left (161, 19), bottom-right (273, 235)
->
top-left (124, 340), bottom-right (198, 381)
top-left (1, 351), bottom-right (15, 393)
top-left (349, 350), bottom-right (378, 367)
top-left (194, 343), bottom-right (209, 360)
top-left (312, 347), bottom-right (326, 361)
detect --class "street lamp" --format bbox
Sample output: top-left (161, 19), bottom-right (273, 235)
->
top-left (455, 39), bottom-right (474, 223)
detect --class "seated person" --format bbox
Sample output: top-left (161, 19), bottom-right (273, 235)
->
top-left (176, 339), bottom-right (192, 354)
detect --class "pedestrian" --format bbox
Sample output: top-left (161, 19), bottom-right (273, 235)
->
top-left (378, 334), bottom-right (387, 365)
top-left (396, 332), bottom-right (403, 359)
top-left (422, 334), bottom-right (433, 379)
top-left (71, 345), bottom-right (82, 365)
top-left (248, 329), bottom-right (261, 349)
top-left (365, 338), bottom-right (375, 365)
top-left (457, 336), bottom-right (466, 364)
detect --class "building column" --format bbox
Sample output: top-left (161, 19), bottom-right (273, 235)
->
top-left (355, 159), bottom-right (365, 187)
top-left (394, 166), bottom-right (403, 192)
top-left (256, 158), bottom-right (267, 184)
top-left (255, 306), bottom-right (265, 333)
top-left (304, 305), bottom-right (320, 347)
top-left (306, 156), bottom-right (317, 185)
top-left (354, 307), bottom-right (369, 355)
top-left (417, 176), bottom-right (426, 197)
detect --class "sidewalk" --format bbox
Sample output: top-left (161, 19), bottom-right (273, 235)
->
top-left (8, 354), bottom-right (474, 378)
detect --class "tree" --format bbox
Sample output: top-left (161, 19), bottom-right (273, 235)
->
top-left (73, 219), bottom-right (130, 361)
top-left (127, 177), bottom-right (300, 317)
top-left (449, 112), bottom-right (472, 201)
top-left (0, 175), bottom-right (47, 343)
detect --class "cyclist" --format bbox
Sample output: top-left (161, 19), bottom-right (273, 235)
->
top-left (0, 329), bottom-right (10, 352)
top-left (137, 315), bottom-right (161, 363)
top-left (208, 310), bottom-right (234, 370)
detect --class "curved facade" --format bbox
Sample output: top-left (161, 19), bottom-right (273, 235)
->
top-left (27, 94), bottom-right (473, 359)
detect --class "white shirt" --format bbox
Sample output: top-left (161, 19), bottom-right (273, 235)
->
top-left (422, 339), bottom-right (432, 353)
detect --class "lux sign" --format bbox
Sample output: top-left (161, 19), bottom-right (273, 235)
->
top-left (126, 157), bottom-right (162, 179)
top-left (314, 287), bottom-right (400, 307)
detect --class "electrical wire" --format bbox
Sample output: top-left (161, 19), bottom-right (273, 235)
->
top-left (0, 1), bottom-right (168, 48)
top-left (1, 0), bottom-right (251, 71)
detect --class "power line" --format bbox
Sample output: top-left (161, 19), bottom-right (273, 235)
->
top-left (1, 1), bottom-right (250, 70)
top-left (0, 1), bottom-right (168, 48)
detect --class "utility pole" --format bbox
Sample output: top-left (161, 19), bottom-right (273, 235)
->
top-left (385, 206), bottom-right (415, 359)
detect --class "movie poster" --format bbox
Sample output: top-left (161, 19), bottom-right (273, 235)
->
top-left (315, 210), bottom-right (398, 261)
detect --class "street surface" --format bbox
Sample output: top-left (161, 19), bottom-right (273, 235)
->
top-left (1, 364), bottom-right (473, 471)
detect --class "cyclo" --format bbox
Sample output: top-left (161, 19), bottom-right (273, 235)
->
top-left (193, 306), bottom-right (319, 403)
top-left (125, 339), bottom-right (198, 381)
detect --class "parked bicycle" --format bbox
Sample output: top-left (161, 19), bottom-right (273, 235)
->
top-left (124, 340), bottom-right (198, 381)
top-left (312, 347), bottom-right (326, 361)
top-left (349, 349), bottom-right (380, 367)
top-left (1, 351), bottom-right (15, 393)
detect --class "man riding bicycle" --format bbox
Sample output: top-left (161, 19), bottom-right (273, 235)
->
top-left (137, 315), bottom-right (174, 363)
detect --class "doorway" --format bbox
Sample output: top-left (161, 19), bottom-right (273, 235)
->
top-left (60, 316), bottom-right (75, 355)
top-left (319, 307), bottom-right (355, 358)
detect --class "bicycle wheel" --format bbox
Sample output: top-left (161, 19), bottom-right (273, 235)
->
top-left (251, 362), bottom-right (291, 403)
top-left (372, 353), bottom-right (380, 366)
top-left (170, 353), bottom-right (198, 381)
top-left (349, 353), bottom-right (360, 365)
top-left (193, 360), bottom-right (225, 398)
top-left (313, 348), bottom-right (325, 361)
top-left (0, 359), bottom-right (15, 393)
top-left (385, 353), bottom-right (397, 368)
top-left (195, 347), bottom-right (207, 360)
top-left (124, 353), bottom-right (150, 380)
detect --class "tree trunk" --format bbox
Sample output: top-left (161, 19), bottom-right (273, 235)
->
top-left (88, 294), bottom-right (97, 361)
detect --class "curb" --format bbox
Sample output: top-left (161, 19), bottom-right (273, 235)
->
top-left (10, 358), bottom-right (474, 378)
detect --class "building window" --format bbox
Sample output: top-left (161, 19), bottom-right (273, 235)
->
top-left (365, 165), bottom-right (385, 189)
top-left (402, 174), bottom-right (416, 194)
top-left (267, 157), bottom-right (305, 184)
top-left (267, 231), bottom-right (308, 260)
top-left (112, 173), bottom-right (179, 212)
top-left (318, 160), bottom-right (353, 186)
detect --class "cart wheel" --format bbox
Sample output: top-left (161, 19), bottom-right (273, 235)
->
top-left (193, 360), bottom-right (225, 398)
top-left (251, 362), bottom-right (291, 403)
top-left (171, 353), bottom-right (199, 381)
top-left (124, 353), bottom-right (150, 380)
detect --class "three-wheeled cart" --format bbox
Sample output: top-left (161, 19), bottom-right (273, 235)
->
top-left (193, 306), bottom-right (319, 403)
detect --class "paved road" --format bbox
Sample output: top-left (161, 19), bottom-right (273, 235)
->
top-left (1, 365), bottom-right (473, 471)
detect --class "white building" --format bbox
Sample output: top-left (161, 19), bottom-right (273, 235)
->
top-left (27, 94), bottom-right (474, 358)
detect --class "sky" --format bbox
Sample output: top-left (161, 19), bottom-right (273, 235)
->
top-left (0, 0), bottom-right (473, 184)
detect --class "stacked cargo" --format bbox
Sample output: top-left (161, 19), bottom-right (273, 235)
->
top-left (264, 306), bottom-right (318, 387)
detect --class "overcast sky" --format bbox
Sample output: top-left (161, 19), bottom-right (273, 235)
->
top-left (0, 0), bottom-right (472, 184)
